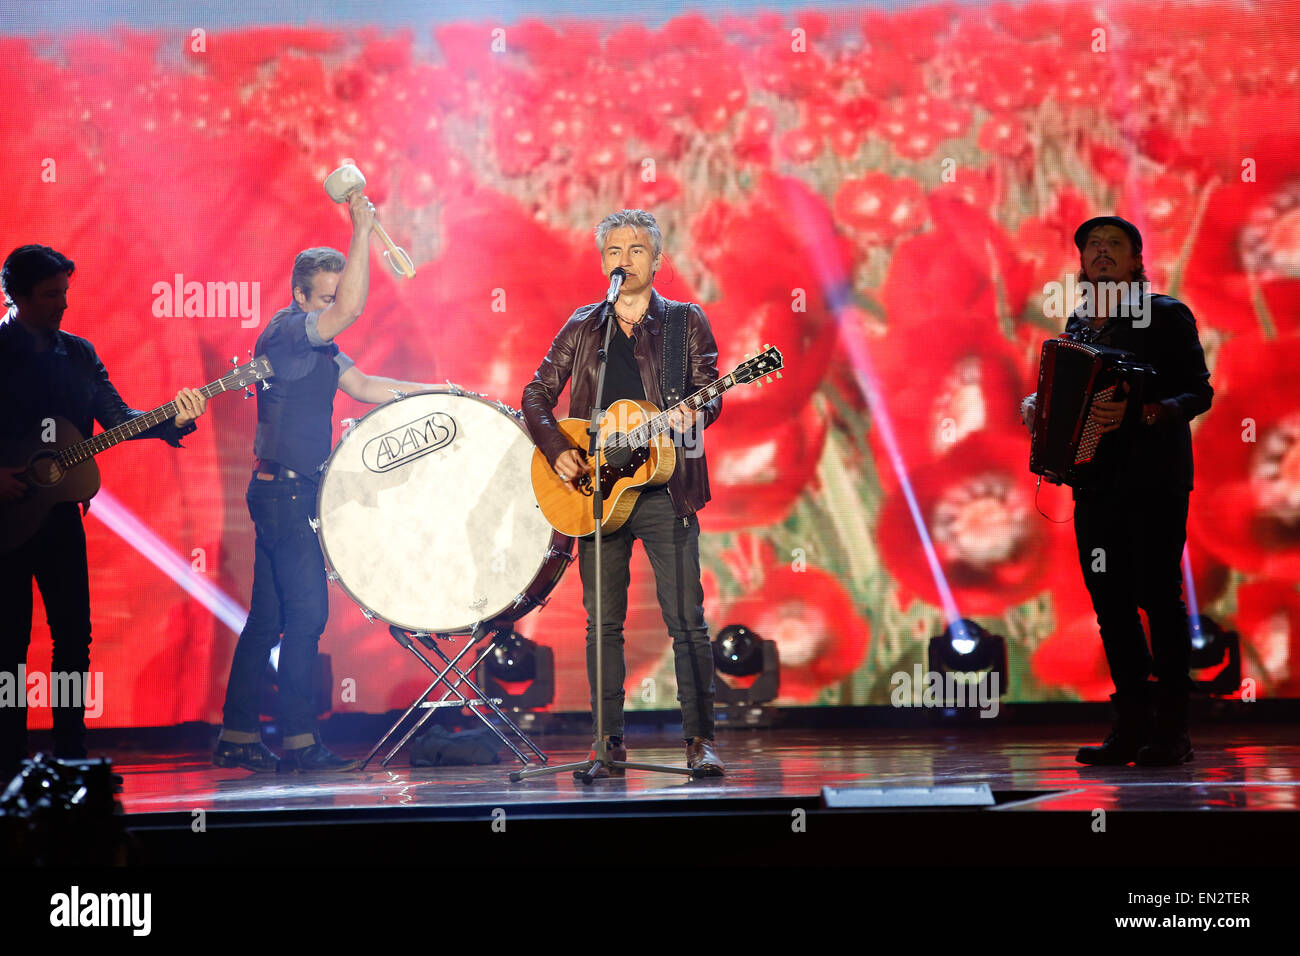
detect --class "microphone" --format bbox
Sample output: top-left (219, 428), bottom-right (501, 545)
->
top-left (605, 267), bottom-right (627, 303)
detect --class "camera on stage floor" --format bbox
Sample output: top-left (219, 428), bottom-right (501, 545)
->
top-left (0, 753), bottom-right (126, 866)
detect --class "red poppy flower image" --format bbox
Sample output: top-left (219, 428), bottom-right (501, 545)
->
top-left (714, 544), bottom-right (870, 703)
top-left (705, 398), bottom-right (829, 532)
top-left (1233, 580), bottom-right (1300, 698)
top-left (8, 6), bottom-right (1300, 727)
top-left (1180, 179), bottom-right (1300, 338)
top-left (1188, 337), bottom-right (1300, 579)
top-left (871, 328), bottom-right (1031, 485)
top-left (877, 432), bottom-right (1074, 617)
top-left (1030, 614), bottom-right (1115, 701)
top-left (833, 172), bottom-right (926, 246)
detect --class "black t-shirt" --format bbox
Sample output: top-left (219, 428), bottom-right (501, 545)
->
top-left (599, 321), bottom-right (645, 407)
top-left (253, 302), bottom-right (355, 477)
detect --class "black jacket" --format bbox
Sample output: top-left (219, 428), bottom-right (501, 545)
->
top-left (1063, 293), bottom-right (1212, 494)
top-left (521, 289), bottom-right (721, 517)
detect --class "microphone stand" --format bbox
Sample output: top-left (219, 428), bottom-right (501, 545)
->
top-left (511, 278), bottom-right (695, 785)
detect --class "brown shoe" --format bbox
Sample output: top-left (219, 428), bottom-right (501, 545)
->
top-left (583, 738), bottom-right (627, 779)
top-left (686, 737), bottom-right (725, 778)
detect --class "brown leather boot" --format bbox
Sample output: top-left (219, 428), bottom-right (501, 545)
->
top-left (585, 737), bottom-right (627, 778)
top-left (686, 737), bottom-right (725, 777)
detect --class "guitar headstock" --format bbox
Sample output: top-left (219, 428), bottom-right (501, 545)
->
top-left (732, 344), bottom-right (785, 387)
top-left (223, 355), bottom-right (275, 392)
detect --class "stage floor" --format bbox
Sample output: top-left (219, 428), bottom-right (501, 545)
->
top-left (115, 724), bottom-right (1300, 815)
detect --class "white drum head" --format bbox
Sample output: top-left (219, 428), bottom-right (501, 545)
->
top-left (317, 390), bottom-right (557, 633)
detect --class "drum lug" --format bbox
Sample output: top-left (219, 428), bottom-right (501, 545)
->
top-left (445, 381), bottom-right (463, 397)
top-left (494, 399), bottom-right (522, 420)
top-left (360, 607), bottom-right (376, 624)
top-left (388, 388), bottom-right (408, 401)
top-left (308, 517), bottom-right (320, 533)
top-left (339, 418), bottom-right (359, 437)
top-left (326, 570), bottom-right (339, 585)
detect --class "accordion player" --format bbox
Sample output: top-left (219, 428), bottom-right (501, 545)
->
top-left (1027, 338), bottom-right (1154, 487)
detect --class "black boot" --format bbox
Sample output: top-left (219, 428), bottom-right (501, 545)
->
top-left (213, 738), bottom-right (280, 773)
top-left (279, 734), bottom-right (361, 773)
top-left (1076, 685), bottom-right (1152, 766)
top-left (1136, 684), bottom-right (1193, 766)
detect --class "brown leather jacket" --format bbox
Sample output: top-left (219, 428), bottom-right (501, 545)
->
top-left (522, 289), bottom-right (721, 517)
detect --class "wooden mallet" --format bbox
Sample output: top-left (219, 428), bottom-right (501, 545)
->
top-left (323, 162), bottom-right (416, 278)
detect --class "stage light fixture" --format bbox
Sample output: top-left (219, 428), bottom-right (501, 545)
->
top-left (477, 632), bottom-right (554, 711)
top-left (1189, 615), bottom-right (1241, 695)
top-left (926, 619), bottom-right (1007, 711)
top-left (711, 624), bottom-right (780, 708)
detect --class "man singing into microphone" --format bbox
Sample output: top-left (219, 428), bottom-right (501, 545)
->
top-left (522, 209), bottom-right (726, 777)
top-left (214, 191), bottom-right (437, 773)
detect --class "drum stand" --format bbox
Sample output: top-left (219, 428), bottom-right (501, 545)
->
top-left (359, 621), bottom-right (548, 769)
top-left (511, 288), bottom-right (694, 785)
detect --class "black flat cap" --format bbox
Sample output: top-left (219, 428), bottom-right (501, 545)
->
top-left (1074, 216), bottom-right (1143, 254)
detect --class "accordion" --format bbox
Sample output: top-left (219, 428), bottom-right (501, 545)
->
top-left (1029, 338), bottom-right (1152, 487)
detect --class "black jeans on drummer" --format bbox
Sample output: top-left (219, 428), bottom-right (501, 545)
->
top-left (1073, 487), bottom-right (1193, 695)
top-left (220, 476), bottom-right (330, 749)
top-left (578, 488), bottom-right (715, 741)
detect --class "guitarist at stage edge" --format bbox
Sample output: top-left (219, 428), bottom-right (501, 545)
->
top-left (0, 244), bottom-right (208, 779)
top-left (521, 209), bottom-right (727, 778)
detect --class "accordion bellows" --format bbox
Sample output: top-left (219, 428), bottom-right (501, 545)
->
top-left (1029, 338), bottom-right (1153, 488)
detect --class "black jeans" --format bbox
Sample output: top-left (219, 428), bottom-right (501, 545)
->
top-left (1073, 488), bottom-right (1192, 695)
top-left (220, 475), bottom-right (330, 748)
top-left (578, 488), bottom-right (714, 740)
top-left (0, 503), bottom-right (93, 769)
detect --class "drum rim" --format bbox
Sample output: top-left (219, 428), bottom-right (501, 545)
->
top-left (314, 387), bottom-right (572, 634)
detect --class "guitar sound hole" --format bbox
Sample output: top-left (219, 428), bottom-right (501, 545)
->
top-left (604, 434), bottom-right (633, 470)
top-left (29, 455), bottom-right (64, 488)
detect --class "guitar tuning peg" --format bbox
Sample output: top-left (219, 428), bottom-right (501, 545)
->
top-left (261, 380), bottom-right (271, 390)
top-left (776, 371), bottom-right (783, 380)
top-left (755, 381), bottom-right (763, 388)
top-left (765, 375), bottom-right (773, 384)
top-left (230, 356), bottom-right (238, 366)
top-left (764, 342), bottom-right (771, 349)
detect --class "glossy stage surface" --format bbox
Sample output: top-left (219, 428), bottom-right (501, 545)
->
top-left (117, 724), bottom-right (1300, 815)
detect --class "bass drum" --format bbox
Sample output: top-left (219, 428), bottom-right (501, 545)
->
top-left (316, 387), bottom-right (573, 634)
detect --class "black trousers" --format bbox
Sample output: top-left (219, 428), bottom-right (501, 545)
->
top-left (1073, 488), bottom-right (1192, 695)
top-left (0, 502), bottom-right (93, 770)
top-left (219, 476), bottom-right (330, 749)
top-left (578, 488), bottom-right (715, 740)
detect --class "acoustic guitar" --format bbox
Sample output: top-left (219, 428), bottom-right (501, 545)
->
top-left (531, 346), bottom-right (784, 537)
top-left (0, 355), bottom-right (273, 552)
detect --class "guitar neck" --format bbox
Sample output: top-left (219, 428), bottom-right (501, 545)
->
top-left (57, 377), bottom-right (231, 469)
top-left (626, 374), bottom-right (738, 447)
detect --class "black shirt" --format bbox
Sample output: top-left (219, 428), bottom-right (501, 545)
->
top-left (0, 314), bottom-right (194, 448)
top-left (252, 302), bottom-right (355, 477)
top-left (599, 320), bottom-right (646, 407)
